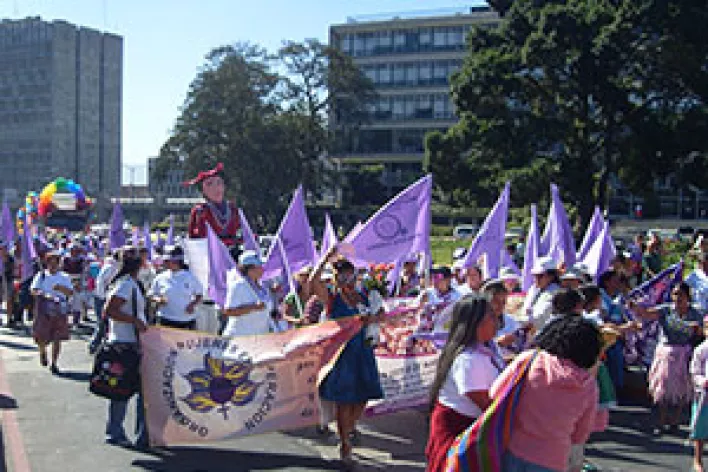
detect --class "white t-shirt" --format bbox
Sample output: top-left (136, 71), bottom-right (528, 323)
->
top-left (418, 286), bottom-right (462, 307)
top-left (106, 276), bottom-right (147, 343)
top-left (438, 345), bottom-right (504, 418)
top-left (94, 259), bottom-right (119, 299)
top-left (150, 269), bottom-right (204, 322)
top-left (223, 269), bottom-right (273, 337)
top-left (31, 270), bottom-right (73, 307)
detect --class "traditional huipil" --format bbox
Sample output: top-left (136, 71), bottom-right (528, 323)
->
top-left (184, 163), bottom-right (241, 248)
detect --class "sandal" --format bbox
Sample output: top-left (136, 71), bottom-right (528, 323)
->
top-left (339, 443), bottom-right (354, 470)
top-left (39, 352), bottom-right (48, 367)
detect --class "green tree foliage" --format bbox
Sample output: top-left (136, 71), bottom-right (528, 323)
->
top-left (156, 40), bottom-right (373, 227)
top-left (426, 0), bottom-right (708, 224)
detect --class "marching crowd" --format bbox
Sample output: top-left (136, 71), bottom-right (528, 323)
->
top-left (2, 228), bottom-right (708, 471)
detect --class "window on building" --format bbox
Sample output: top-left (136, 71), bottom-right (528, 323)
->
top-left (340, 34), bottom-right (352, 53)
top-left (393, 31), bottom-right (407, 51)
top-left (405, 95), bottom-right (417, 118)
top-left (420, 61), bottom-right (432, 85)
top-left (378, 31), bottom-right (392, 53)
top-left (363, 65), bottom-right (377, 83)
top-left (434, 95), bottom-right (448, 119)
top-left (393, 64), bottom-right (405, 85)
top-left (353, 34), bottom-right (365, 56)
top-left (419, 28), bottom-right (432, 50)
top-left (393, 96), bottom-right (405, 120)
top-left (433, 28), bottom-right (447, 48)
top-left (449, 26), bottom-right (465, 48)
top-left (365, 33), bottom-right (376, 55)
top-left (433, 61), bottom-right (448, 85)
top-left (375, 96), bottom-right (391, 120)
top-left (406, 63), bottom-right (418, 85)
top-left (378, 64), bottom-right (391, 85)
top-left (417, 94), bottom-right (433, 119)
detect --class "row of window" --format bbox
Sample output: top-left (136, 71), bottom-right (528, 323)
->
top-left (338, 26), bottom-right (472, 57)
top-left (361, 60), bottom-right (462, 87)
top-left (344, 128), bottom-right (446, 154)
top-left (0, 21), bottom-right (55, 45)
top-left (367, 94), bottom-right (456, 121)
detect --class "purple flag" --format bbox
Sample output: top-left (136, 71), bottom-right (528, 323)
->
top-left (238, 208), bottom-right (260, 253)
top-left (1, 202), bottom-right (14, 244)
top-left (109, 202), bottom-right (125, 250)
top-left (262, 186), bottom-right (316, 279)
top-left (143, 221), bottom-right (153, 261)
top-left (343, 221), bottom-right (364, 244)
top-left (540, 184), bottom-right (576, 267)
top-left (521, 205), bottom-right (540, 291)
top-left (582, 220), bottom-right (616, 280)
top-left (461, 182), bottom-right (510, 278)
top-left (577, 206), bottom-right (603, 261)
top-left (349, 175), bottom-right (432, 264)
top-left (320, 213), bottom-right (338, 260)
top-left (166, 214), bottom-right (175, 246)
top-left (206, 224), bottom-right (236, 307)
top-left (501, 249), bottom-right (521, 275)
top-left (626, 261), bottom-right (683, 309)
top-left (20, 213), bottom-right (37, 282)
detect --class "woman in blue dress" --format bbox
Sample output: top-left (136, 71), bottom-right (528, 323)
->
top-left (311, 255), bottom-right (384, 466)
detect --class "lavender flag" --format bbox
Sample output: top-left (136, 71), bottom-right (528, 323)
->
top-left (343, 221), bottom-right (364, 244)
top-left (109, 202), bottom-right (125, 250)
top-left (1, 202), bottom-right (14, 244)
top-left (540, 184), bottom-right (576, 267)
top-left (577, 206), bottom-right (603, 261)
top-left (20, 212), bottom-right (37, 282)
top-left (143, 221), bottom-right (153, 261)
top-left (461, 182), bottom-right (510, 278)
top-left (262, 186), bottom-right (316, 280)
top-left (131, 227), bottom-right (139, 247)
top-left (501, 249), bottom-right (521, 275)
top-left (582, 220), bottom-right (616, 280)
top-left (349, 175), bottom-right (432, 264)
top-left (206, 224), bottom-right (236, 307)
top-left (238, 208), bottom-right (260, 253)
top-left (320, 213), bottom-right (338, 259)
top-left (521, 205), bottom-right (540, 291)
top-left (166, 214), bottom-right (175, 246)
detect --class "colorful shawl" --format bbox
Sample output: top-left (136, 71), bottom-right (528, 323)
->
top-left (444, 350), bottom-right (538, 472)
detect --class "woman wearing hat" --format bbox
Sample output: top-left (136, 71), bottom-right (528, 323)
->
top-left (149, 246), bottom-right (203, 330)
top-left (184, 163), bottom-right (241, 248)
top-left (30, 250), bottom-right (73, 374)
top-left (523, 256), bottom-right (561, 332)
top-left (222, 250), bottom-right (273, 336)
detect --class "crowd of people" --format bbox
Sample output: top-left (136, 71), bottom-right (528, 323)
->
top-left (2, 227), bottom-right (708, 471)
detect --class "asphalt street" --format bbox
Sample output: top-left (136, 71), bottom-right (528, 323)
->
top-left (0, 317), bottom-right (698, 472)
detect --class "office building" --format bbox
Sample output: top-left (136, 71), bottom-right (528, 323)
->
top-left (329, 6), bottom-right (500, 195)
top-left (147, 157), bottom-right (200, 199)
top-left (0, 17), bottom-right (122, 204)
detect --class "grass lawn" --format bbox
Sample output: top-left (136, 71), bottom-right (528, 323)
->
top-left (431, 237), bottom-right (466, 265)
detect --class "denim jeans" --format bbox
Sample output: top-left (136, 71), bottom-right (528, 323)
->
top-left (106, 392), bottom-right (148, 446)
top-left (89, 297), bottom-right (106, 350)
top-left (502, 452), bottom-right (560, 472)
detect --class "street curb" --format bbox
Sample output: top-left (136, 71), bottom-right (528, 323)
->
top-left (0, 346), bottom-right (31, 472)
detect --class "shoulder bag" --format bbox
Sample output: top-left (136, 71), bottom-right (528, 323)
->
top-left (89, 283), bottom-right (141, 401)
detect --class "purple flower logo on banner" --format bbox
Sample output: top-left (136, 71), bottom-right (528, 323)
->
top-left (374, 214), bottom-right (405, 240)
top-left (182, 354), bottom-right (259, 419)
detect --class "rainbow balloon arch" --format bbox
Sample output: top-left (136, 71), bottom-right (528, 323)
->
top-left (38, 177), bottom-right (93, 217)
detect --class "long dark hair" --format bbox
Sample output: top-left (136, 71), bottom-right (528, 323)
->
top-left (429, 295), bottom-right (490, 409)
top-left (109, 253), bottom-right (145, 295)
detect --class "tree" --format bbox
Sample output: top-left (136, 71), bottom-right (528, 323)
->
top-left (426, 0), bottom-right (708, 224)
top-left (277, 39), bottom-right (376, 198)
top-left (155, 40), bottom-right (375, 228)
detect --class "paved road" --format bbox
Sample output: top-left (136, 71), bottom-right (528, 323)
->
top-left (0, 317), bottom-right (698, 472)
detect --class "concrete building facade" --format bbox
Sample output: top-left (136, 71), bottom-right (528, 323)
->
top-left (329, 7), bottom-right (500, 195)
top-left (0, 17), bottom-right (122, 205)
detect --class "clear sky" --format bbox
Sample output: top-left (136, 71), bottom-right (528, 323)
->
top-left (1, 0), bottom-right (485, 184)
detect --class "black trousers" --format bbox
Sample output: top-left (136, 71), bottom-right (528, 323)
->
top-left (157, 317), bottom-right (197, 330)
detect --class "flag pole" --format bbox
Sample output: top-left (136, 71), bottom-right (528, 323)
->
top-left (277, 236), bottom-right (305, 320)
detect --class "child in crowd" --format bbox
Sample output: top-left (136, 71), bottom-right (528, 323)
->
top-left (690, 316), bottom-right (708, 472)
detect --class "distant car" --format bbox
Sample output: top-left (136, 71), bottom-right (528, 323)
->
top-left (453, 225), bottom-right (479, 240)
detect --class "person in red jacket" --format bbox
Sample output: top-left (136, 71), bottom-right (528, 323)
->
top-left (184, 163), bottom-right (241, 248)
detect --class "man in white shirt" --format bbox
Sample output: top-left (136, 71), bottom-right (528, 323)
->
top-left (149, 246), bottom-right (203, 330)
top-left (686, 252), bottom-right (708, 313)
top-left (88, 250), bottom-right (121, 354)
